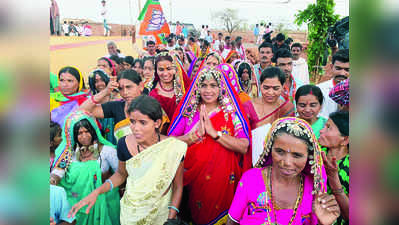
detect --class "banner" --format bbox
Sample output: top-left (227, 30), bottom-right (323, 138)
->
top-left (138, 0), bottom-right (170, 44)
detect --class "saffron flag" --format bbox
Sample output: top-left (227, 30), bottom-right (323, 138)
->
top-left (138, 0), bottom-right (170, 45)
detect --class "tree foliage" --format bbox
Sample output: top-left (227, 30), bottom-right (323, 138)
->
top-left (295, 0), bottom-right (340, 80)
top-left (213, 8), bottom-right (245, 35)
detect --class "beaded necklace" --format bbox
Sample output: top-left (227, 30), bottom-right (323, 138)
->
top-left (159, 81), bottom-right (174, 92)
top-left (265, 166), bottom-right (303, 225)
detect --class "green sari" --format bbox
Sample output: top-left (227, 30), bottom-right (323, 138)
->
top-left (312, 116), bottom-right (328, 139)
top-left (52, 110), bottom-right (120, 225)
top-left (59, 160), bottom-right (120, 225)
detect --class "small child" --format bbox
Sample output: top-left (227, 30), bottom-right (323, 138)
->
top-left (50, 121), bottom-right (62, 169)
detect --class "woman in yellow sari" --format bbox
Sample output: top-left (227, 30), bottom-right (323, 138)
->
top-left (69, 95), bottom-right (187, 225)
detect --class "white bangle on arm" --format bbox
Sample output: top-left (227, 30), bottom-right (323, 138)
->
top-left (105, 179), bottom-right (114, 191)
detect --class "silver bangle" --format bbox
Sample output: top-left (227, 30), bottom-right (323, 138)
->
top-left (105, 179), bottom-right (114, 191)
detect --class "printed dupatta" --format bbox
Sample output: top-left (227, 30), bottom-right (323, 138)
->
top-left (255, 117), bottom-right (328, 194)
top-left (51, 110), bottom-right (115, 173)
top-left (168, 66), bottom-right (252, 170)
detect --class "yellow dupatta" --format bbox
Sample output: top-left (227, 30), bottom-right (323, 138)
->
top-left (120, 137), bottom-right (186, 225)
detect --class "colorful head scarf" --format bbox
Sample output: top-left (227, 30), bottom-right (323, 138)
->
top-left (50, 66), bottom-right (89, 126)
top-left (168, 66), bottom-right (252, 169)
top-left (224, 50), bottom-right (239, 63)
top-left (217, 63), bottom-right (243, 94)
top-left (51, 110), bottom-right (115, 173)
top-left (329, 79), bottom-right (349, 106)
top-left (88, 69), bottom-right (110, 95)
top-left (186, 51), bottom-right (198, 79)
top-left (255, 117), bottom-right (327, 194)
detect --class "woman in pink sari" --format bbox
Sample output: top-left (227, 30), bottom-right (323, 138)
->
top-left (227, 117), bottom-right (341, 225)
top-left (168, 67), bottom-right (251, 224)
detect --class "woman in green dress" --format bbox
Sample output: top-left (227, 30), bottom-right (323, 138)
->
top-left (51, 110), bottom-right (120, 225)
top-left (68, 95), bottom-right (187, 225)
top-left (319, 111), bottom-right (349, 225)
top-left (295, 84), bottom-right (327, 139)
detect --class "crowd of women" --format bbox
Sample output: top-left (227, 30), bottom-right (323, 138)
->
top-left (49, 32), bottom-right (349, 225)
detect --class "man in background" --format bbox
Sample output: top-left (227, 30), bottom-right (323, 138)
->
top-left (291, 43), bottom-right (310, 85)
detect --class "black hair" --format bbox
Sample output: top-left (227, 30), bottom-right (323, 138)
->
top-left (99, 57), bottom-right (113, 68)
top-left (218, 32), bottom-right (223, 36)
top-left (189, 37), bottom-right (195, 42)
top-left (178, 36), bottom-right (185, 41)
top-left (117, 69), bottom-right (142, 85)
top-left (109, 55), bottom-right (122, 65)
top-left (284, 37), bottom-right (293, 45)
top-left (73, 119), bottom-right (98, 148)
top-left (146, 40), bottom-right (155, 46)
top-left (88, 69), bottom-right (110, 94)
top-left (235, 36), bottom-right (242, 42)
top-left (143, 56), bottom-right (155, 67)
top-left (260, 66), bottom-right (286, 85)
top-left (124, 56), bottom-right (135, 66)
top-left (329, 111), bottom-right (349, 136)
top-left (205, 52), bottom-right (221, 64)
top-left (258, 41), bottom-right (273, 52)
top-left (276, 33), bottom-right (285, 41)
top-left (202, 40), bottom-right (210, 47)
top-left (332, 49), bottom-right (349, 65)
top-left (238, 63), bottom-right (252, 80)
top-left (50, 121), bottom-right (61, 152)
top-left (133, 59), bottom-right (144, 68)
top-left (295, 85), bottom-right (324, 105)
top-left (58, 66), bottom-right (85, 90)
top-left (274, 48), bottom-right (293, 61)
top-left (291, 42), bottom-right (303, 50)
top-left (127, 95), bottom-right (163, 122)
top-left (202, 25), bottom-right (205, 28)
top-left (225, 36), bottom-right (231, 40)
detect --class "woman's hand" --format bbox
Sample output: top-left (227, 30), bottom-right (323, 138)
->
top-left (313, 192), bottom-right (341, 225)
top-left (201, 105), bottom-right (217, 138)
top-left (322, 152), bottom-right (339, 178)
top-left (68, 191), bottom-right (99, 218)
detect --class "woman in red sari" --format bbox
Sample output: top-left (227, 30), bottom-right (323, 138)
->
top-left (148, 51), bottom-right (190, 122)
top-left (168, 67), bottom-right (251, 224)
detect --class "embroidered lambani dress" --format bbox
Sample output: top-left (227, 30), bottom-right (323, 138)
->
top-left (168, 67), bottom-right (252, 224)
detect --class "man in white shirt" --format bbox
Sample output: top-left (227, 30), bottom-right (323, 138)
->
top-left (291, 43), bottom-right (310, 85)
top-left (101, 0), bottom-right (111, 36)
top-left (166, 37), bottom-right (176, 51)
top-left (213, 32), bottom-right (223, 51)
top-left (200, 25), bottom-right (206, 39)
top-left (317, 49), bottom-right (349, 118)
top-left (62, 21), bottom-right (69, 36)
top-left (105, 41), bottom-right (125, 58)
top-left (235, 36), bottom-right (246, 60)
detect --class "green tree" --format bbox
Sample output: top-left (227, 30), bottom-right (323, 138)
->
top-left (295, 0), bottom-right (340, 82)
top-left (212, 8), bottom-right (246, 35)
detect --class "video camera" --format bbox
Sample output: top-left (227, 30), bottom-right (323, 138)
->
top-left (326, 16), bottom-right (349, 50)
